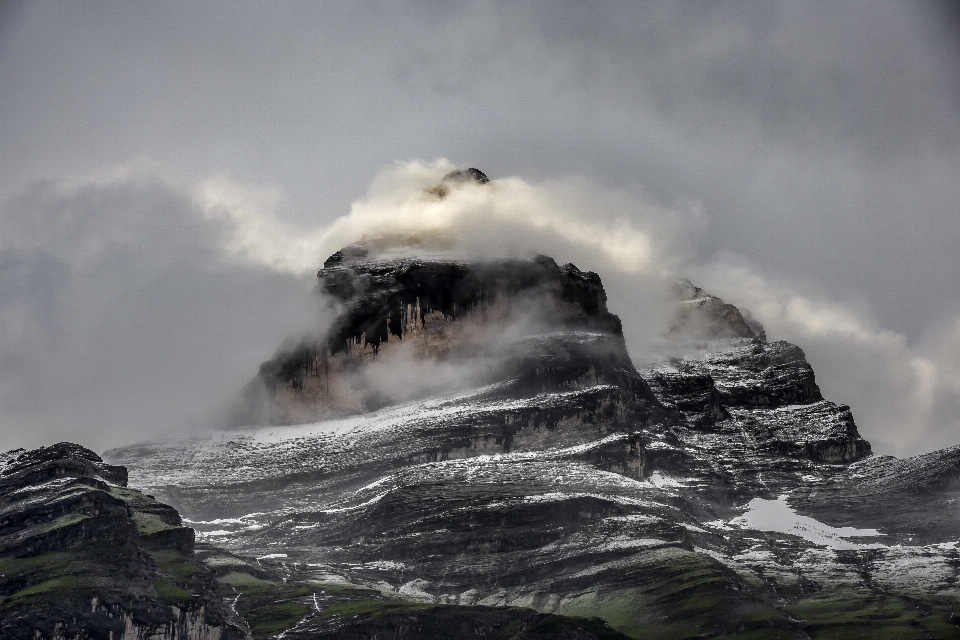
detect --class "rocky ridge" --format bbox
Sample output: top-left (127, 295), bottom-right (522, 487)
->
top-left (0, 443), bottom-right (247, 640)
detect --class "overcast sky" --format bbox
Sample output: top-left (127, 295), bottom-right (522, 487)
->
top-left (1, 1), bottom-right (959, 455)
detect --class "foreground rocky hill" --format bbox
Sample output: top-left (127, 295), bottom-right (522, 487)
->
top-left (1, 443), bottom-right (628, 640)
top-left (0, 443), bottom-right (247, 639)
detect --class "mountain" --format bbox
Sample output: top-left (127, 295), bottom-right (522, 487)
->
top-left (4, 170), bottom-right (960, 638)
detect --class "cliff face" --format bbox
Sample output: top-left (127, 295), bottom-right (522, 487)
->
top-left (246, 252), bottom-right (662, 430)
top-left (0, 443), bottom-right (246, 640)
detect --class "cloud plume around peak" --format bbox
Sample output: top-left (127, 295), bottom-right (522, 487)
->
top-left (2, 158), bottom-right (959, 457)
top-left (0, 159), bottom-right (687, 451)
top-left (195, 159), bottom-right (690, 278)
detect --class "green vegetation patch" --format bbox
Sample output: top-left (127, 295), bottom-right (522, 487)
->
top-left (40, 512), bottom-right (90, 534)
top-left (0, 551), bottom-right (113, 607)
top-left (108, 486), bottom-right (147, 502)
top-left (153, 578), bottom-right (192, 600)
top-left (244, 600), bottom-right (311, 639)
top-left (219, 570), bottom-right (275, 588)
top-left (148, 549), bottom-right (201, 580)
top-left (787, 592), bottom-right (960, 639)
top-left (228, 578), bottom-right (314, 599)
top-left (556, 548), bottom-right (796, 640)
top-left (9, 575), bottom-right (81, 600)
top-left (224, 577), bottom-right (320, 639)
top-left (0, 551), bottom-right (73, 576)
top-left (132, 511), bottom-right (178, 536)
top-left (144, 548), bottom-right (208, 603)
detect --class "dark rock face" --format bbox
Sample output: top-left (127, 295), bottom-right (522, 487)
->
top-left (793, 444), bottom-right (960, 544)
top-left (299, 604), bottom-right (630, 639)
top-left (442, 167), bottom-right (490, 185)
top-left (316, 254), bottom-right (623, 355)
top-left (1, 442), bottom-right (128, 488)
top-left (0, 443), bottom-right (245, 640)
top-left (247, 253), bottom-right (664, 428)
top-left (668, 279), bottom-right (766, 341)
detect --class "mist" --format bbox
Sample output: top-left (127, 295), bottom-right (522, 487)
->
top-left (1, 156), bottom-right (959, 457)
top-left (321, 162), bottom-right (960, 457)
top-left (3, 157), bottom-right (960, 457)
top-left (0, 163), bottom-right (321, 452)
top-left (2, 3), bottom-right (959, 458)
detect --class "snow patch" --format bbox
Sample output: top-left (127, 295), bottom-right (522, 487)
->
top-left (647, 472), bottom-right (685, 488)
top-left (730, 495), bottom-right (885, 550)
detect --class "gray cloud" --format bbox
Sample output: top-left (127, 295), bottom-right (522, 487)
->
top-left (0, 167), bottom-right (319, 451)
top-left (1, 2), bottom-right (959, 453)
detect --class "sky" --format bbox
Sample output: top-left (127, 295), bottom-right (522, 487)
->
top-left (1, 1), bottom-right (959, 456)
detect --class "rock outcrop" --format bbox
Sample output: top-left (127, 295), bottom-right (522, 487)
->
top-left (0, 443), bottom-right (246, 640)
top-left (12, 166), bottom-right (960, 637)
top-left (243, 251), bottom-right (663, 435)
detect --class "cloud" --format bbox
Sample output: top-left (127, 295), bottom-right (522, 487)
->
top-left (200, 159), bottom-right (690, 367)
top-left (0, 162), bottom-right (320, 452)
top-left (0, 159), bottom-right (694, 450)
top-left (194, 159), bottom-right (694, 277)
top-left (3, 157), bottom-right (959, 458)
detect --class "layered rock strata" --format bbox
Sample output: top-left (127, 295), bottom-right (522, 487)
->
top-left (0, 443), bottom-right (245, 640)
top-left (244, 251), bottom-right (663, 440)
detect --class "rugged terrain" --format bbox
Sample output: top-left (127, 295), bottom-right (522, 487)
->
top-left (103, 232), bottom-right (959, 637)
top-left (0, 442), bottom-right (247, 639)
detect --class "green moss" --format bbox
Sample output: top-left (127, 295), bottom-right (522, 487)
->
top-left (555, 548), bottom-right (798, 640)
top-left (132, 512), bottom-right (177, 536)
top-left (148, 549), bottom-right (201, 579)
top-left (154, 578), bottom-right (192, 600)
top-left (786, 592), bottom-right (960, 639)
top-left (219, 571), bottom-right (275, 588)
top-left (41, 512), bottom-right (90, 533)
top-left (10, 575), bottom-right (81, 600)
top-left (0, 552), bottom-right (72, 575)
top-left (108, 486), bottom-right (145, 501)
top-left (224, 578), bottom-right (342, 638)
top-left (242, 581), bottom-right (314, 599)
top-left (245, 601), bottom-right (310, 639)
top-left (0, 551), bottom-right (108, 606)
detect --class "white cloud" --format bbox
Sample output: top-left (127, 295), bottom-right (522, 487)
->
top-left (192, 159), bottom-right (685, 277)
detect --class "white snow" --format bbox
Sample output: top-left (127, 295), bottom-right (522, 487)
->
top-left (729, 495), bottom-right (885, 550)
top-left (647, 472), bottom-right (685, 488)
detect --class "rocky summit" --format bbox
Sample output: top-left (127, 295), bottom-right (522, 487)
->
top-left (5, 189), bottom-right (960, 638)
